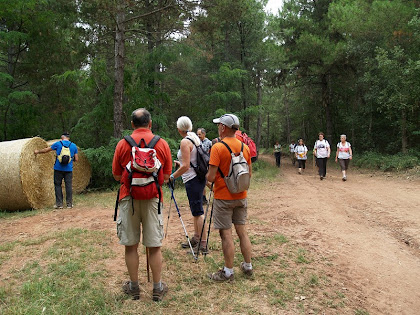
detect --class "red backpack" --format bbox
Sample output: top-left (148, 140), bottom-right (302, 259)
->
top-left (120, 135), bottom-right (164, 214)
top-left (235, 130), bottom-right (258, 163)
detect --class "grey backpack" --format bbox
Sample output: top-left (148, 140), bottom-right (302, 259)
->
top-left (218, 141), bottom-right (250, 193)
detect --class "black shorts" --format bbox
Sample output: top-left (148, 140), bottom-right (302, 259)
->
top-left (184, 176), bottom-right (206, 216)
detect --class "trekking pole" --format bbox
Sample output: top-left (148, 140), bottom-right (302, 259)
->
top-left (165, 165), bottom-right (178, 238)
top-left (146, 247), bottom-right (150, 282)
top-left (204, 191), bottom-right (215, 259)
top-left (168, 180), bottom-right (197, 260)
top-left (164, 197), bottom-right (172, 238)
top-left (196, 182), bottom-right (214, 261)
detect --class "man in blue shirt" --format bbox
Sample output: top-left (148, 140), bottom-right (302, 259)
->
top-left (34, 132), bottom-right (79, 209)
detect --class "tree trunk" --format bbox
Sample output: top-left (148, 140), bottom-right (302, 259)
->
top-left (401, 109), bottom-right (408, 154)
top-left (113, 3), bottom-right (126, 139)
top-left (266, 112), bottom-right (270, 149)
top-left (284, 86), bottom-right (291, 144)
top-left (255, 71), bottom-right (262, 153)
top-left (321, 74), bottom-right (333, 144)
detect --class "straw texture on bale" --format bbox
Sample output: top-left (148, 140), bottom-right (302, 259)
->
top-left (47, 140), bottom-right (92, 194)
top-left (0, 137), bottom-right (55, 211)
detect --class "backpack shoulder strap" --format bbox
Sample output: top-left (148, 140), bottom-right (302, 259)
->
top-left (147, 135), bottom-right (161, 148)
top-left (124, 135), bottom-right (138, 148)
top-left (220, 140), bottom-right (233, 154)
top-left (186, 137), bottom-right (198, 147)
top-left (217, 140), bottom-right (237, 178)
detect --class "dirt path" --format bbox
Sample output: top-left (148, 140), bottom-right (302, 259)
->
top-left (1, 155), bottom-right (419, 314)
top-left (255, 154), bottom-right (420, 314)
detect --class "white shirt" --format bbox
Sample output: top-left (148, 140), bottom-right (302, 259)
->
top-left (337, 142), bottom-right (351, 159)
top-left (294, 145), bottom-right (308, 160)
top-left (314, 140), bottom-right (330, 158)
top-left (177, 145), bottom-right (197, 183)
top-left (289, 143), bottom-right (295, 153)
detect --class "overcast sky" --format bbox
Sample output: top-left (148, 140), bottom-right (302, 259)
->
top-left (265, 0), bottom-right (284, 14)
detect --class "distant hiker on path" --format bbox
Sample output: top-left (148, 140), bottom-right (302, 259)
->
top-left (170, 116), bottom-right (208, 254)
top-left (274, 141), bottom-right (281, 167)
top-left (112, 108), bottom-right (172, 301)
top-left (34, 132), bottom-right (78, 209)
top-left (207, 114), bottom-right (253, 282)
top-left (335, 134), bottom-right (353, 181)
top-left (289, 140), bottom-right (296, 165)
top-left (313, 132), bottom-right (331, 180)
top-left (294, 139), bottom-right (308, 174)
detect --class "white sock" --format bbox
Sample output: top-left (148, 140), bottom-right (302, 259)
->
top-left (243, 262), bottom-right (252, 270)
top-left (223, 266), bottom-right (234, 277)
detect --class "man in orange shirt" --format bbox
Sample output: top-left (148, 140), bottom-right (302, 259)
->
top-left (206, 114), bottom-right (253, 281)
top-left (112, 108), bottom-right (172, 301)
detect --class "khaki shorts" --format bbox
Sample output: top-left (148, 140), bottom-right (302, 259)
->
top-left (116, 196), bottom-right (164, 247)
top-left (213, 198), bottom-right (247, 230)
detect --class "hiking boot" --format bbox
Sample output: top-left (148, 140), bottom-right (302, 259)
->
top-left (122, 281), bottom-right (140, 300)
top-left (181, 236), bottom-right (198, 249)
top-left (152, 282), bottom-right (168, 302)
top-left (54, 205), bottom-right (63, 209)
top-left (240, 262), bottom-right (254, 276)
top-left (342, 176), bottom-right (347, 181)
top-left (67, 204), bottom-right (73, 209)
top-left (320, 176), bottom-right (323, 180)
top-left (193, 243), bottom-right (208, 255)
top-left (208, 269), bottom-right (234, 282)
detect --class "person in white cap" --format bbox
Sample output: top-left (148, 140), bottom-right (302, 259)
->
top-left (206, 114), bottom-right (254, 282)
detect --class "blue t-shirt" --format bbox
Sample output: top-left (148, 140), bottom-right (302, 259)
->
top-left (50, 140), bottom-right (78, 172)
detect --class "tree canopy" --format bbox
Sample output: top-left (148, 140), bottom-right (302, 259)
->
top-left (0, 0), bottom-right (419, 155)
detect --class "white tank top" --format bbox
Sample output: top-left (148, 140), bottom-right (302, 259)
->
top-left (177, 144), bottom-right (197, 183)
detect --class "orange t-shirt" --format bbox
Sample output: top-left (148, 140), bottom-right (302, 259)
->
top-left (112, 128), bottom-right (173, 201)
top-left (209, 137), bottom-right (251, 200)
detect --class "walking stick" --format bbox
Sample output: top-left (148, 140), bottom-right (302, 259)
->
top-left (146, 247), bottom-right (150, 282)
top-left (164, 198), bottom-right (172, 238)
top-left (204, 194), bottom-right (215, 259)
top-left (168, 181), bottom-right (197, 260)
top-left (196, 182), bottom-right (214, 261)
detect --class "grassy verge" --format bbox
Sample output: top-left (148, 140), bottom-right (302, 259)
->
top-left (0, 160), bottom-right (369, 314)
top-left (352, 152), bottom-right (419, 172)
top-left (0, 228), bottom-right (121, 314)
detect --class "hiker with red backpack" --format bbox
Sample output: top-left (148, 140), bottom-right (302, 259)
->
top-left (235, 129), bottom-right (258, 163)
top-left (170, 116), bottom-right (209, 254)
top-left (112, 108), bottom-right (172, 301)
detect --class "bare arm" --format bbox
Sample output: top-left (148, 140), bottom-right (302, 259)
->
top-left (171, 139), bottom-right (192, 179)
top-left (335, 148), bottom-right (339, 162)
top-left (207, 164), bottom-right (218, 183)
top-left (349, 146), bottom-right (353, 160)
top-left (34, 147), bottom-right (53, 155)
top-left (73, 153), bottom-right (79, 162)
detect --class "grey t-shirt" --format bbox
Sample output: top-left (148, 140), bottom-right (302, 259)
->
top-left (201, 138), bottom-right (212, 153)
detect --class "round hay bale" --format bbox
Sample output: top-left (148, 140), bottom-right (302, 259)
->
top-left (47, 140), bottom-right (92, 194)
top-left (0, 137), bottom-right (55, 211)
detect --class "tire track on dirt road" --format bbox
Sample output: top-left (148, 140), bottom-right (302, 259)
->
top-left (256, 154), bottom-right (420, 314)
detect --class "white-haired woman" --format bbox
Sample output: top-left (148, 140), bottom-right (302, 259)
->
top-left (335, 134), bottom-right (352, 181)
top-left (170, 116), bottom-right (207, 253)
